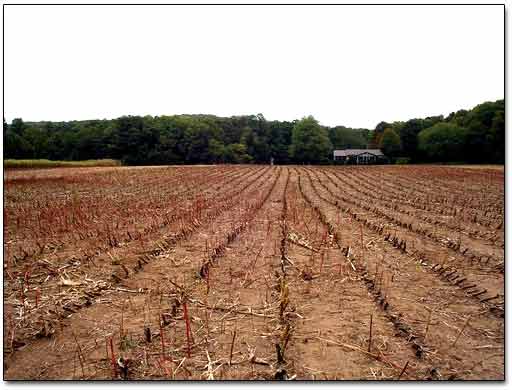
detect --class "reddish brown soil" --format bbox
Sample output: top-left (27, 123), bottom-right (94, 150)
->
top-left (3, 165), bottom-right (504, 380)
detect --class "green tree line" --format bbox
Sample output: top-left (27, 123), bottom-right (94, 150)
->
top-left (3, 99), bottom-right (504, 165)
top-left (369, 99), bottom-right (504, 163)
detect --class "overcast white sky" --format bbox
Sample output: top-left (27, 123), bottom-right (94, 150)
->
top-left (3, 4), bottom-right (505, 129)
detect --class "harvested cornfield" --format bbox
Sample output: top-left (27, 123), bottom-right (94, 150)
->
top-left (3, 165), bottom-right (504, 380)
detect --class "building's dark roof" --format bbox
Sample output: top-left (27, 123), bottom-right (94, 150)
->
top-left (333, 149), bottom-right (384, 157)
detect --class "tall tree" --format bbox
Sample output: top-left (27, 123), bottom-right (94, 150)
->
top-left (289, 116), bottom-right (332, 164)
top-left (208, 139), bottom-right (226, 163)
top-left (379, 128), bottom-right (401, 157)
top-left (369, 121), bottom-right (391, 148)
top-left (268, 120), bottom-right (293, 164)
top-left (461, 100), bottom-right (504, 163)
top-left (398, 119), bottom-right (424, 160)
top-left (329, 126), bottom-right (368, 149)
top-left (10, 118), bottom-right (27, 135)
top-left (418, 123), bottom-right (467, 162)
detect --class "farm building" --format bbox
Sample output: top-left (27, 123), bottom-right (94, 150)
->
top-left (333, 149), bottom-right (387, 164)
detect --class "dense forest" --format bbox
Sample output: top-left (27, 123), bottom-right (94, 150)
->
top-left (3, 99), bottom-right (504, 165)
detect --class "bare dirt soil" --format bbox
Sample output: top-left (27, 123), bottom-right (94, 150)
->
top-left (3, 165), bottom-right (504, 380)
top-left (443, 165), bottom-right (504, 170)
